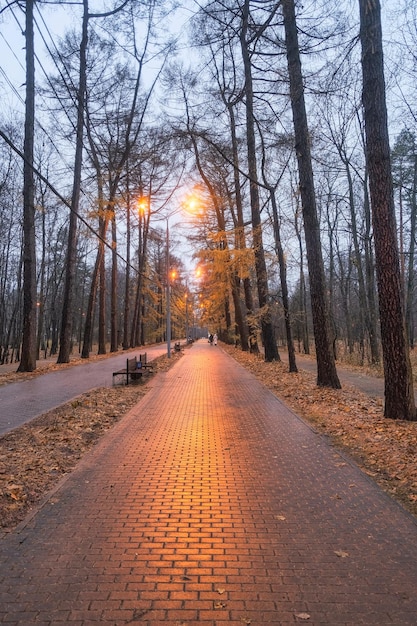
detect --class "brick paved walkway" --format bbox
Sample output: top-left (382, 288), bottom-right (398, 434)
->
top-left (1, 341), bottom-right (417, 625)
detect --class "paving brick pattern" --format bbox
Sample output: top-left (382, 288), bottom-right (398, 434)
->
top-left (1, 341), bottom-right (417, 624)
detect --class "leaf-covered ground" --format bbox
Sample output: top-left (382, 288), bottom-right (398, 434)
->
top-left (222, 344), bottom-right (417, 520)
top-left (0, 352), bottom-right (182, 534)
top-left (1, 344), bottom-right (417, 535)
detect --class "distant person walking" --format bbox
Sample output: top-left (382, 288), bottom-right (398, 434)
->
top-left (213, 333), bottom-right (218, 346)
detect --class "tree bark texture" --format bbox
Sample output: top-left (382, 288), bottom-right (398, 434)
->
top-left (270, 189), bottom-right (298, 372)
top-left (111, 210), bottom-right (118, 352)
top-left (405, 154), bottom-right (417, 348)
top-left (18, 0), bottom-right (37, 373)
top-left (359, 0), bottom-right (416, 419)
top-left (57, 0), bottom-right (88, 363)
top-left (241, 0), bottom-right (279, 362)
top-left (228, 103), bottom-right (251, 352)
top-left (81, 216), bottom-right (108, 358)
top-left (282, 0), bottom-right (340, 387)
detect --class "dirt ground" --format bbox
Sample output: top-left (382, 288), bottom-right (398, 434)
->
top-left (1, 344), bottom-right (417, 535)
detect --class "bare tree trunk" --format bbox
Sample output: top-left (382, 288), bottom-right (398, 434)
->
top-left (193, 139), bottom-right (247, 349)
top-left (98, 243), bottom-right (106, 354)
top-left (110, 209), bottom-right (118, 351)
top-left (343, 157), bottom-right (380, 364)
top-left (122, 188), bottom-right (131, 350)
top-left (294, 206), bottom-right (309, 354)
top-left (131, 206), bottom-right (150, 347)
top-left (18, 0), bottom-right (37, 373)
top-left (241, 0), bottom-right (279, 362)
top-left (359, 0), bottom-right (415, 420)
top-left (227, 102), bottom-right (252, 352)
top-left (81, 213), bottom-right (108, 358)
top-left (336, 244), bottom-right (355, 356)
top-left (269, 188), bottom-right (297, 372)
top-left (257, 118), bottom-right (297, 370)
top-left (362, 171), bottom-right (380, 364)
top-left (57, 0), bottom-right (88, 363)
top-left (282, 0), bottom-right (340, 387)
top-left (36, 183), bottom-right (47, 359)
top-left (406, 153), bottom-right (417, 348)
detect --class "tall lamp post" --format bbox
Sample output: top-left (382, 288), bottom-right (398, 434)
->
top-left (140, 190), bottom-right (201, 359)
top-left (138, 199), bottom-right (172, 359)
top-left (165, 217), bottom-right (178, 359)
top-left (185, 291), bottom-right (189, 342)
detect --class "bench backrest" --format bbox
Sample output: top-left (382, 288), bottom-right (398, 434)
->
top-left (127, 357), bottom-right (137, 371)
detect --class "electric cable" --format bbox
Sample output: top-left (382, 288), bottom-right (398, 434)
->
top-left (0, 126), bottom-right (154, 283)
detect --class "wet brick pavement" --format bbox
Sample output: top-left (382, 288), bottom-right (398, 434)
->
top-left (1, 341), bottom-right (417, 624)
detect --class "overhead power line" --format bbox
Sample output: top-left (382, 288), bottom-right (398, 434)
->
top-left (0, 126), bottom-right (150, 282)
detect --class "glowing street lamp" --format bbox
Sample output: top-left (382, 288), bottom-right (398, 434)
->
top-left (138, 188), bottom-right (202, 358)
top-left (166, 193), bottom-right (203, 357)
top-left (137, 196), bottom-right (149, 215)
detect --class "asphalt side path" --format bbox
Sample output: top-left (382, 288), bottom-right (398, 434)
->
top-left (0, 345), bottom-right (167, 436)
top-left (295, 354), bottom-right (384, 399)
top-left (0, 341), bottom-right (417, 624)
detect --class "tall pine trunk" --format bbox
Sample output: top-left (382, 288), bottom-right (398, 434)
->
top-left (57, 0), bottom-right (88, 363)
top-left (18, 0), bottom-right (37, 373)
top-left (269, 188), bottom-right (297, 372)
top-left (110, 209), bottom-right (118, 352)
top-left (227, 102), bottom-right (252, 352)
top-left (282, 0), bottom-right (340, 388)
top-left (406, 153), bottom-right (417, 348)
top-left (241, 0), bottom-right (279, 362)
top-left (358, 0), bottom-right (415, 420)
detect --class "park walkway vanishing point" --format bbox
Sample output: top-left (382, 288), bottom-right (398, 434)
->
top-left (1, 340), bottom-right (417, 624)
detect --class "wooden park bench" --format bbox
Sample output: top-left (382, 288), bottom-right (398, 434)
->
top-left (112, 356), bottom-right (142, 386)
top-left (112, 353), bottom-right (153, 386)
top-left (113, 352), bottom-right (153, 385)
top-left (138, 352), bottom-right (154, 372)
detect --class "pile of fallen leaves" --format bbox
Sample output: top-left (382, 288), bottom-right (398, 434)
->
top-left (0, 351), bottom-right (182, 534)
top-left (222, 344), bottom-right (417, 519)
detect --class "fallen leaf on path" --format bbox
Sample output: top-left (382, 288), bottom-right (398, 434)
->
top-left (334, 549), bottom-right (349, 558)
top-left (222, 344), bottom-right (417, 521)
top-left (214, 601), bottom-right (227, 609)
